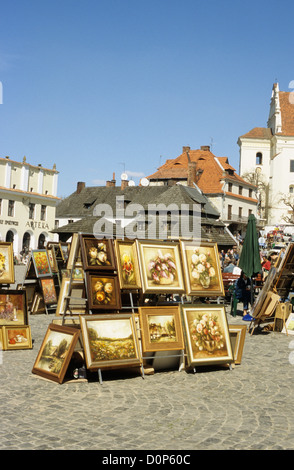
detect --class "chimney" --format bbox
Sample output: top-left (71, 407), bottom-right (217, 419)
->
top-left (106, 172), bottom-right (116, 187)
top-left (76, 182), bottom-right (85, 194)
top-left (200, 145), bottom-right (210, 151)
top-left (121, 179), bottom-right (129, 190)
top-left (187, 162), bottom-right (197, 187)
top-left (182, 146), bottom-right (191, 154)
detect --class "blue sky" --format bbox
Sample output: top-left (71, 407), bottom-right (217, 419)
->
top-left (1, 0), bottom-right (294, 198)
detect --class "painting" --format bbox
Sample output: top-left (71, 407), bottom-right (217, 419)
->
top-left (136, 240), bottom-right (185, 294)
top-left (138, 306), bottom-right (184, 353)
top-left (0, 328), bottom-right (3, 349)
top-left (229, 324), bottom-right (247, 364)
top-left (85, 273), bottom-right (121, 310)
top-left (55, 277), bottom-right (86, 315)
top-left (2, 326), bottom-right (32, 350)
top-left (32, 324), bottom-right (80, 383)
top-left (41, 278), bottom-right (58, 305)
top-left (0, 290), bottom-right (28, 326)
top-left (283, 312), bottom-right (294, 335)
top-left (79, 314), bottom-right (141, 370)
top-left (0, 242), bottom-right (15, 284)
top-left (46, 247), bottom-right (58, 272)
top-left (115, 240), bottom-right (141, 290)
top-left (180, 305), bottom-right (233, 367)
top-left (31, 250), bottom-right (52, 278)
top-left (80, 234), bottom-right (116, 271)
top-left (66, 233), bottom-right (83, 269)
top-left (180, 241), bottom-right (224, 296)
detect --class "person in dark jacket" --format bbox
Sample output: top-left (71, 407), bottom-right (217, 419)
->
top-left (235, 271), bottom-right (252, 318)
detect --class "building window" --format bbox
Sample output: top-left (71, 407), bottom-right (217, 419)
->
top-left (256, 152), bottom-right (263, 165)
top-left (228, 182), bottom-right (233, 192)
top-left (248, 209), bottom-right (252, 216)
top-left (249, 189), bottom-right (253, 198)
top-left (290, 185), bottom-right (294, 194)
top-left (227, 205), bottom-right (232, 220)
top-left (41, 205), bottom-right (46, 221)
top-left (238, 186), bottom-right (243, 195)
top-left (8, 200), bottom-right (14, 217)
top-left (29, 203), bottom-right (35, 219)
top-left (290, 160), bottom-right (294, 172)
top-left (238, 207), bottom-right (242, 219)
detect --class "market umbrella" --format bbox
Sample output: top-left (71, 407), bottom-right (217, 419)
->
top-left (238, 214), bottom-right (262, 319)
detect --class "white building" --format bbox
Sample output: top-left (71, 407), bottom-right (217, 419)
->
top-left (238, 83), bottom-right (294, 226)
top-left (0, 156), bottom-right (59, 255)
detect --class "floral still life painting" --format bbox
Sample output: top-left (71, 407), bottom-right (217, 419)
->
top-left (180, 241), bottom-right (224, 296)
top-left (41, 278), bottom-right (58, 305)
top-left (0, 242), bottom-right (15, 284)
top-left (31, 250), bottom-right (52, 278)
top-left (80, 314), bottom-right (141, 370)
top-left (136, 241), bottom-right (185, 294)
top-left (86, 273), bottom-right (121, 310)
top-left (115, 240), bottom-right (141, 290)
top-left (181, 306), bottom-right (233, 367)
top-left (80, 235), bottom-right (116, 271)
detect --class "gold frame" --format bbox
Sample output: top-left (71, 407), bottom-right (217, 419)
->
top-left (136, 240), bottom-right (185, 294)
top-left (79, 313), bottom-right (142, 371)
top-left (138, 306), bottom-right (184, 353)
top-left (180, 305), bottom-right (234, 367)
top-left (2, 325), bottom-right (32, 350)
top-left (114, 239), bottom-right (141, 290)
top-left (40, 278), bottom-right (58, 306)
top-left (0, 242), bottom-right (15, 284)
top-left (85, 272), bottom-right (121, 310)
top-left (31, 250), bottom-right (52, 278)
top-left (229, 324), bottom-right (247, 364)
top-left (32, 324), bottom-right (80, 384)
top-left (180, 240), bottom-right (224, 296)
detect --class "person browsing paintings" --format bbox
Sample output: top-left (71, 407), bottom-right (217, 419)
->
top-left (261, 255), bottom-right (271, 280)
top-left (234, 271), bottom-right (252, 321)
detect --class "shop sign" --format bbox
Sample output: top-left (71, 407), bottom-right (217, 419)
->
top-left (25, 221), bottom-right (50, 230)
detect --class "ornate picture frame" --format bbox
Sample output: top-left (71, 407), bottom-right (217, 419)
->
top-left (80, 234), bottom-right (116, 271)
top-left (114, 239), bottom-right (141, 290)
top-left (85, 273), bottom-right (121, 310)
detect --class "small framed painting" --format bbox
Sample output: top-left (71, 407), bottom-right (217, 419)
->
top-left (114, 239), bottom-right (141, 290)
top-left (32, 323), bottom-right (80, 383)
top-left (136, 240), bottom-right (185, 294)
top-left (180, 241), bottom-right (224, 296)
top-left (180, 305), bottom-right (233, 368)
top-left (40, 278), bottom-right (58, 305)
top-left (138, 306), bottom-right (184, 353)
top-left (80, 234), bottom-right (116, 271)
top-left (79, 314), bottom-right (142, 370)
top-left (2, 325), bottom-right (32, 350)
top-left (0, 290), bottom-right (28, 326)
top-left (31, 250), bottom-right (52, 278)
top-left (85, 273), bottom-right (121, 310)
top-left (46, 247), bottom-right (58, 272)
top-left (229, 324), bottom-right (247, 364)
top-left (0, 242), bottom-right (15, 284)
top-left (55, 277), bottom-right (86, 315)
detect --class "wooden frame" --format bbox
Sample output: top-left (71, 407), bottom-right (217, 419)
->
top-left (136, 240), bottom-right (185, 294)
top-left (80, 234), bottom-right (116, 271)
top-left (40, 278), bottom-right (58, 305)
top-left (32, 324), bottom-right (80, 383)
top-left (138, 306), bottom-right (184, 353)
top-left (180, 305), bottom-right (233, 367)
top-left (229, 324), bottom-right (247, 364)
top-left (2, 325), bottom-right (32, 350)
top-left (0, 290), bottom-right (28, 326)
top-left (79, 313), bottom-right (142, 371)
top-left (283, 312), bottom-right (294, 335)
top-left (46, 247), bottom-right (58, 272)
top-left (0, 327), bottom-right (3, 349)
top-left (0, 241), bottom-right (15, 284)
top-left (55, 277), bottom-right (86, 315)
top-left (114, 239), bottom-right (141, 290)
top-left (85, 273), bottom-right (121, 310)
top-left (66, 233), bottom-right (82, 269)
top-left (31, 250), bottom-right (52, 278)
top-left (180, 240), bottom-right (224, 296)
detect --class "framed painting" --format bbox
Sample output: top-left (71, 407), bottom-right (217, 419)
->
top-left (46, 247), bottom-right (58, 272)
top-left (138, 306), bottom-right (184, 353)
top-left (0, 328), bottom-right (3, 350)
top-left (0, 242), bottom-right (15, 284)
top-left (2, 325), bottom-right (32, 350)
top-left (114, 239), bottom-right (141, 290)
top-left (55, 277), bottom-right (86, 315)
top-left (85, 273), bottom-right (121, 310)
top-left (180, 305), bottom-right (234, 367)
top-left (32, 323), bottom-right (80, 383)
top-left (136, 240), bottom-right (185, 294)
top-left (283, 312), bottom-right (294, 335)
top-left (31, 250), bottom-right (52, 278)
top-left (40, 278), bottom-right (58, 305)
top-left (180, 241), bottom-right (224, 296)
top-left (0, 290), bottom-right (28, 326)
top-left (80, 234), bottom-right (116, 271)
top-left (229, 324), bottom-right (247, 364)
top-left (79, 313), bottom-right (142, 370)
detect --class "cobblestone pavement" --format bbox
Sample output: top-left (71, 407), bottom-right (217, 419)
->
top-left (1, 266), bottom-right (294, 451)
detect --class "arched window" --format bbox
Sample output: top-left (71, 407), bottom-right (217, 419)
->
top-left (256, 152), bottom-right (263, 165)
top-left (289, 185), bottom-right (294, 194)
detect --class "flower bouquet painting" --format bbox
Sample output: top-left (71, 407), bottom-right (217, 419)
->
top-left (86, 273), bottom-right (121, 310)
top-left (0, 242), bottom-right (15, 284)
top-left (136, 241), bottom-right (185, 294)
top-left (115, 240), bottom-right (141, 290)
top-left (31, 250), bottom-right (52, 278)
top-left (181, 305), bottom-right (233, 367)
top-left (180, 241), bottom-right (224, 296)
top-left (80, 235), bottom-right (116, 271)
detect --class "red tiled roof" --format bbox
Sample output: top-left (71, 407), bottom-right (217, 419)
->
top-left (278, 91), bottom-right (294, 136)
top-left (239, 127), bottom-right (272, 140)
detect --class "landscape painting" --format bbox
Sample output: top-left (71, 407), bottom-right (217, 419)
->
top-left (80, 314), bottom-right (141, 370)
